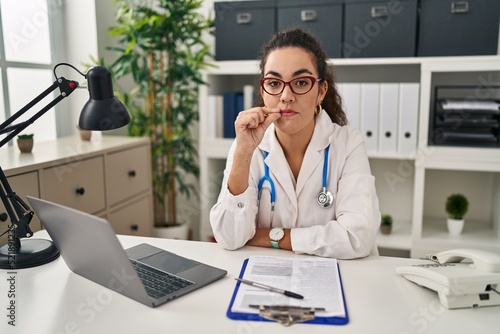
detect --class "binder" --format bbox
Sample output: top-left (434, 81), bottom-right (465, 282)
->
top-left (360, 83), bottom-right (379, 153)
top-left (378, 83), bottom-right (399, 154)
top-left (223, 91), bottom-right (243, 138)
top-left (243, 85), bottom-right (255, 110)
top-left (227, 257), bottom-right (349, 326)
top-left (398, 83), bottom-right (420, 155)
top-left (338, 83), bottom-right (361, 129)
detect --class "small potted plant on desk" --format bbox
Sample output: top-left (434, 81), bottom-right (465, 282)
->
top-left (445, 193), bottom-right (468, 236)
top-left (380, 214), bottom-right (393, 235)
top-left (17, 134), bottom-right (34, 153)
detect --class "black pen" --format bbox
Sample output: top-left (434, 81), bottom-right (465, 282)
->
top-left (235, 278), bottom-right (304, 300)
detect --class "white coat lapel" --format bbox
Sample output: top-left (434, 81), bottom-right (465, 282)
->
top-left (259, 125), bottom-right (297, 208)
top-left (265, 143), bottom-right (297, 209)
top-left (296, 112), bottom-right (334, 197)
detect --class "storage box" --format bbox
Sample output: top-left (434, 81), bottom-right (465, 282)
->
top-left (343, 0), bottom-right (418, 58)
top-left (417, 0), bottom-right (500, 57)
top-left (276, 0), bottom-right (343, 59)
top-left (215, 1), bottom-right (276, 60)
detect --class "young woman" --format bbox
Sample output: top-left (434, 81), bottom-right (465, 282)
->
top-left (210, 28), bottom-right (380, 259)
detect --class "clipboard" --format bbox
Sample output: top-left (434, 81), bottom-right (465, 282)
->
top-left (226, 258), bottom-right (349, 326)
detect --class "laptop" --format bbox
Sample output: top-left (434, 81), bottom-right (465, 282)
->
top-left (27, 196), bottom-right (227, 307)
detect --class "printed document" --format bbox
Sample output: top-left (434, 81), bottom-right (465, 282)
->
top-left (231, 256), bottom-right (345, 317)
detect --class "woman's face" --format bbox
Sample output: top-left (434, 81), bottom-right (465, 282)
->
top-left (261, 47), bottom-right (327, 138)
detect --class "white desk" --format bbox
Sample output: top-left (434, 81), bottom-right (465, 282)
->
top-left (1, 231), bottom-right (498, 334)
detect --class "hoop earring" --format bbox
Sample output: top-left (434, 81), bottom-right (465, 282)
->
top-left (315, 103), bottom-right (322, 115)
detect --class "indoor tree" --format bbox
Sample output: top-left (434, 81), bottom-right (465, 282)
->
top-left (108, 0), bottom-right (214, 228)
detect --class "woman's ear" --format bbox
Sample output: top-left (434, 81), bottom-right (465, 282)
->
top-left (319, 80), bottom-right (328, 101)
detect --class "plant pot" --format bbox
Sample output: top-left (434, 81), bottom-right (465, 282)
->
top-left (153, 222), bottom-right (190, 240)
top-left (447, 218), bottom-right (464, 236)
top-left (380, 224), bottom-right (392, 235)
top-left (17, 138), bottom-right (34, 153)
top-left (79, 129), bottom-right (92, 141)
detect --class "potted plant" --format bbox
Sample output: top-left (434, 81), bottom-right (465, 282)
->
top-left (107, 0), bottom-right (214, 238)
top-left (17, 134), bottom-right (34, 153)
top-left (380, 214), bottom-right (393, 235)
top-left (445, 193), bottom-right (468, 236)
top-left (77, 126), bottom-right (92, 141)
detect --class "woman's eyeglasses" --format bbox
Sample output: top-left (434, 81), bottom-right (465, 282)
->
top-left (260, 76), bottom-right (322, 96)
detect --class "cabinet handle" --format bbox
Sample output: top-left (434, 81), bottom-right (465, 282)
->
top-left (128, 170), bottom-right (136, 177)
top-left (0, 212), bottom-right (7, 222)
top-left (236, 13), bottom-right (252, 25)
top-left (301, 10), bottom-right (317, 22)
top-left (451, 1), bottom-right (469, 14)
top-left (385, 131), bottom-right (392, 138)
top-left (366, 131), bottom-right (373, 137)
top-left (130, 224), bottom-right (139, 231)
top-left (75, 187), bottom-right (85, 195)
top-left (405, 132), bottom-right (411, 139)
top-left (371, 6), bottom-right (388, 18)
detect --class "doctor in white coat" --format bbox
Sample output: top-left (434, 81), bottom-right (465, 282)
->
top-left (210, 28), bottom-right (380, 259)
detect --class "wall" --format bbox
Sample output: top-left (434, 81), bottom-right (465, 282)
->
top-left (59, 0), bottom-right (99, 136)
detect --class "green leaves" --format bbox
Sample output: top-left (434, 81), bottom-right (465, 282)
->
top-left (445, 194), bottom-right (469, 220)
top-left (108, 0), bottom-right (214, 226)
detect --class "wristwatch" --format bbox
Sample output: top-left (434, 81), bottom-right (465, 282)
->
top-left (269, 227), bottom-right (284, 249)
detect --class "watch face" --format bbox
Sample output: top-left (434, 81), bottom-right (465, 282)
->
top-left (270, 227), bottom-right (284, 241)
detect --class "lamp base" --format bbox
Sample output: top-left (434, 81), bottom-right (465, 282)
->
top-left (0, 239), bottom-right (60, 269)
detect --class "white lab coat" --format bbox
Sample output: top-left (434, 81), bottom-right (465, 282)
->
top-left (210, 111), bottom-right (381, 259)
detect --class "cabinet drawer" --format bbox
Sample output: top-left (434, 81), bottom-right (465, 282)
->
top-left (108, 196), bottom-right (152, 236)
top-left (43, 157), bottom-right (105, 214)
top-left (277, 0), bottom-right (343, 58)
top-left (343, 0), bottom-right (418, 58)
top-left (215, 1), bottom-right (276, 60)
top-left (417, 0), bottom-right (500, 57)
top-left (106, 145), bottom-right (150, 206)
top-left (0, 171), bottom-right (41, 245)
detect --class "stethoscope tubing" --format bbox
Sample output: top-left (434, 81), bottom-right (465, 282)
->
top-left (258, 144), bottom-right (332, 209)
top-left (257, 151), bottom-right (276, 203)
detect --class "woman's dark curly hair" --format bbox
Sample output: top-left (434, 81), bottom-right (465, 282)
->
top-left (255, 28), bottom-right (347, 126)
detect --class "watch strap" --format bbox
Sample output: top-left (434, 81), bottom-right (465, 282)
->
top-left (270, 240), bottom-right (280, 249)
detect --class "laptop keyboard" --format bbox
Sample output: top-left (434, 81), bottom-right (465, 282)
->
top-left (131, 259), bottom-right (194, 300)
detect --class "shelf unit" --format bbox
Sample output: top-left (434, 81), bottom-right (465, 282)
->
top-left (198, 56), bottom-right (500, 258)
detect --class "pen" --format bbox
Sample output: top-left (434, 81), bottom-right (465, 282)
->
top-left (235, 278), bottom-right (304, 300)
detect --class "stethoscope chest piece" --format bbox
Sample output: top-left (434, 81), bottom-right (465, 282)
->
top-left (317, 187), bottom-right (334, 208)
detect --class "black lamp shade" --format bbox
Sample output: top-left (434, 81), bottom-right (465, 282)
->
top-left (78, 66), bottom-right (130, 130)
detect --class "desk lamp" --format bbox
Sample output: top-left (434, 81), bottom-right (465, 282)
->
top-left (0, 63), bottom-right (130, 269)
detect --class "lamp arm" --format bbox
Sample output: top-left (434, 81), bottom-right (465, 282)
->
top-left (0, 168), bottom-right (33, 244)
top-left (0, 77), bottom-right (79, 148)
top-left (0, 77), bottom-right (78, 240)
top-left (0, 80), bottom-right (60, 132)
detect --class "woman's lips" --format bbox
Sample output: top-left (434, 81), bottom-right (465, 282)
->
top-left (280, 109), bottom-right (298, 117)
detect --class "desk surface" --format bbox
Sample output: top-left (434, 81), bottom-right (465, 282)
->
top-left (1, 231), bottom-right (498, 334)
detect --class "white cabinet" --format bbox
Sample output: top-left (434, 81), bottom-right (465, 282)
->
top-left (198, 56), bottom-right (500, 258)
top-left (0, 136), bottom-right (153, 245)
top-left (43, 156), bottom-right (106, 214)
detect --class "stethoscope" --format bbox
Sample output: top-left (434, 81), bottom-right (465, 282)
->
top-left (257, 145), bottom-right (334, 223)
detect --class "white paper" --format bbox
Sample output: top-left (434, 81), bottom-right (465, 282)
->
top-left (441, 99), bottom-right (500, 111)
top-left (231, 256), bottom-right (345, 318)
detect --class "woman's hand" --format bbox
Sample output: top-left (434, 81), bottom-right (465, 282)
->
top-left (227, 107), bottom-right (280, 196)
top-left (234, 107), bottom-right (281, 154)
